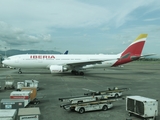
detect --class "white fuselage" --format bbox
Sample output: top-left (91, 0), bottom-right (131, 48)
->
top-left (2, 54), bottom-right (120, 69)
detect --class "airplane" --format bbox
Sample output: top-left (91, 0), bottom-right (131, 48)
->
top-left (2, 34), bottom-right (152, 75)
top-left (64, 50), bottom-right (68, 54)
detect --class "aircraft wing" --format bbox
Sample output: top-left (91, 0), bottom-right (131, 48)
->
top-left (65, 58), bottom-right (117, 68)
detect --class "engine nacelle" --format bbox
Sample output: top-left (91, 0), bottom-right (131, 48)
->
top-left (49, 65), bottom-right (67, 73)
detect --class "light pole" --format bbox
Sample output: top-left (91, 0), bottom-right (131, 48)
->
top-left (5, 47), bottom-right (6, 57)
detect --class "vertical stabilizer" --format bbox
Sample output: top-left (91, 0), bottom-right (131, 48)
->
top-left (112, 34), bottom-right (147, 66)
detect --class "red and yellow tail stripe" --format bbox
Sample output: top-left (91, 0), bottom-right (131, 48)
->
top-left (112, 34), bottom-right (147, 66)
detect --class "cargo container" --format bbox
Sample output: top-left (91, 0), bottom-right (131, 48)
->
top-left (10, 91), bottom-right (31, 107)
top-left (126, 96), bottom-right (158, 120)
top-left (25, 80), bottom-right (39, 89)
top-left (4, 80), bottom-right (15, 90)
top-left (21, 87), bottom-right (37, 101)
top-left (18, 107), bottom-right (41, 120)
top-left (0, 109), bottom-right (17, 120)
top-left (17, 82), bottom-right (24, 91)
top-left (0, 99), bottom-right (24, 110)
top-left (17, 80), bottom-right (39, 91)
top-left (10, 88), bottom-right (40, 106)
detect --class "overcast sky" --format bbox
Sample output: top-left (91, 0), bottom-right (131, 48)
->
top-left (0, 0), bottom-right (160, 55)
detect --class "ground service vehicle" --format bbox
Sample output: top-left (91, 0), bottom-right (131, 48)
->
top-left (10, 87), bottom-right (40, 106)
top-left (17, 80), bottom-right (39, 91)
top-left (59, 94), bottom-right (108, 104)
top-left (126, 96), bottom-right (158, 120)
top-left (0, 109), bottom-right (17, 120)
top-left (60, 98), bottom-right (120, 114)
top-left (84, 87), bottom-right (128, 98)
top-left (75, 102), bottom-right (113, 114)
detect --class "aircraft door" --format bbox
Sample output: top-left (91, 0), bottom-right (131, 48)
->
top-left (15, 56), bottom-right (20, 63)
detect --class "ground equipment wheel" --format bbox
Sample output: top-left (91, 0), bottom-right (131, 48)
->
top-left (102, 105), bottom-right (108, 111)
top-left (79, 108), bottom-right (85, 114)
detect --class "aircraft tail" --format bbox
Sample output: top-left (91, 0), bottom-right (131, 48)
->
top-left (112, 34), bottom-right (147, 66)
top-left (64, 50), bottom-right (68, 54)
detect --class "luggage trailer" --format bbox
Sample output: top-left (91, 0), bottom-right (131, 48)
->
top-left (84, 87), bottom-right (129, 98)
top-left (60, 98), bottom-right (121, 114)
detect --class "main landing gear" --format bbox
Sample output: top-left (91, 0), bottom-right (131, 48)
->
top-left (71, 70), bottom-right (84, 76)
top-left (18, 68), bottom-right (22, 74)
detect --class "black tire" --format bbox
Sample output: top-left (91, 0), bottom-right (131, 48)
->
top-left (74, 71), bottom-right (79, 75)
top-left (71, 70), bottom-right (75, 74)
top-left (115, 94), bottom-right (119, 98)
top-left (79, 108), bottom-right (85, 114)
top-left (79, 72), bottom-right (84, 76)
top-left (36, 101), bottom-right (40, 104)
top-left (128, 112), bottom-right (132, 116)
top-left (102, 105), bottom-right (108, 111)
top-left (34, 102), bottom-right (37, 105)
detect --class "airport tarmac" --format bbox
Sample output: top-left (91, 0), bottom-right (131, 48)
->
top-left (0, 61), bottom-right (160, 120)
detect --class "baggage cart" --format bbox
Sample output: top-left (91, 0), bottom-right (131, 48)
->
top-left (126, 96), bottom-right (158, 120)
top-left (0, 109), bottom-right (17, 120)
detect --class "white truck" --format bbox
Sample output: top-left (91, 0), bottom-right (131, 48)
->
top-left (17, 80), bottom-right (39, 91)
top-left (126, 96), bottom-right (158, 120)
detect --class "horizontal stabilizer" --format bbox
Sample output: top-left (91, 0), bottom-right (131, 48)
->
top-left (140, 53), bottom-right (156, 58)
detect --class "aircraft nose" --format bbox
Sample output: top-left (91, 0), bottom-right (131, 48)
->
top-left (2, 59), bottom-right (6, 64)
top-left (2, 59), bottom-right (9, 65)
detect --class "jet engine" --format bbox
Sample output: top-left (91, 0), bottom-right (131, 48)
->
top-left (49, 65), bottom-right (68, 73)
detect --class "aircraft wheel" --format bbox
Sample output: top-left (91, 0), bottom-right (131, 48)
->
top-left (71, 70), bottom-right (75, 74)
top-left (75, 71), bottom-right (79, 75)
top-left (18, 68), bottom-right (22, 74)
top-left (79, 72), bottom-right (84, 76)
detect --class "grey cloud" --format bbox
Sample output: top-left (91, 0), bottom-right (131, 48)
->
top-left (0, 21), bottom-right (51, 46)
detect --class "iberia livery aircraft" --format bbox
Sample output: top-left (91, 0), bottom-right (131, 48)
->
top-left (2, 34), bottom-right (150, 75)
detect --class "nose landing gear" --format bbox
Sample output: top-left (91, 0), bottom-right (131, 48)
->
top-left (18, 68), bottom-right (22, 74)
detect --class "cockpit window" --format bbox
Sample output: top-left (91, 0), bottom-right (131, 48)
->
top-left (3, 57), bottom-right (10, 60)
